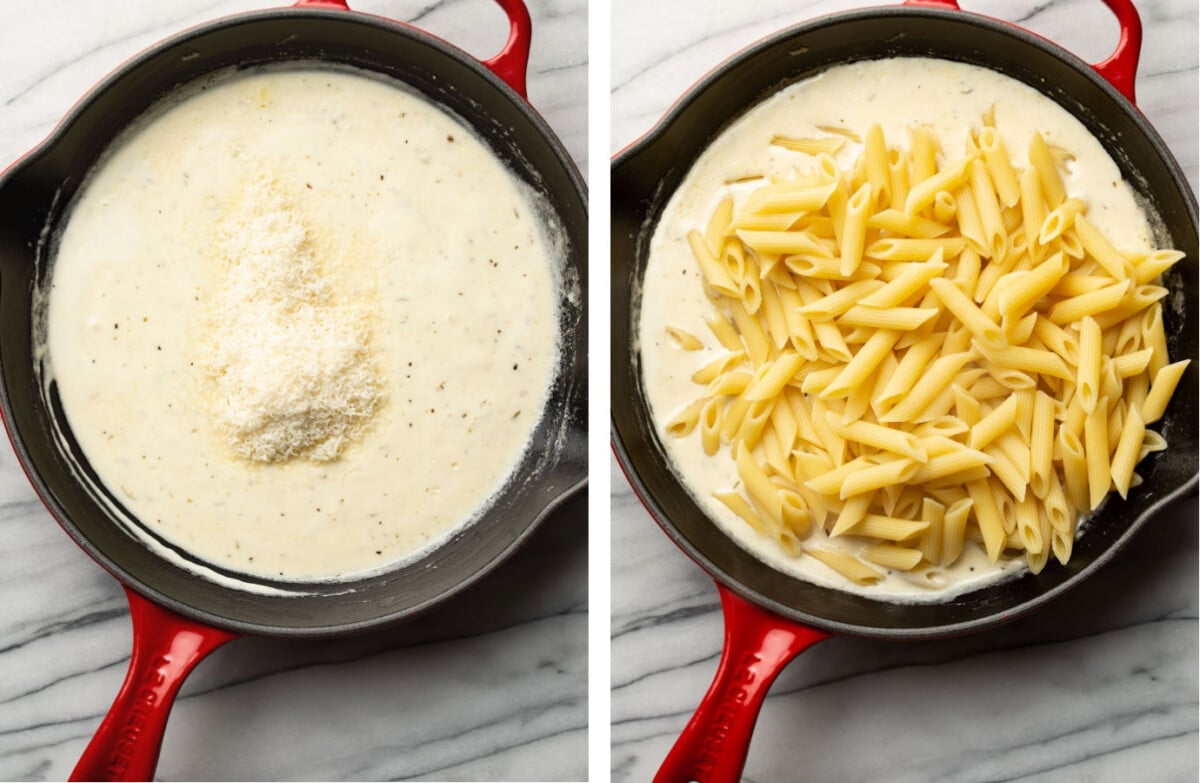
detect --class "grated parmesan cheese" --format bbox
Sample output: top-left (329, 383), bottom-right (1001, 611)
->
top-left (202, 177), bottom-right (383, 462)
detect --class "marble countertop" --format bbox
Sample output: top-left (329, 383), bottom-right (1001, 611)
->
top-left (611, 1), bottom-right (1197, 781)
top-left (0, 1), bottom-right (586, 781)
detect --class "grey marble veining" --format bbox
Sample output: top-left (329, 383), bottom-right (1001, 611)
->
top-left (611, 1), bottom-right (1198, 781)
top-left (0, 1), bottom-right (587, 781)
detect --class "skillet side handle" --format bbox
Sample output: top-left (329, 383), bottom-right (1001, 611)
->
top-left (69, 587), bottom-right (238, 782)
top-left (481, 0), bottom-right (532, 101)
top-left (654, 584), bottom-right (831, 783)
top-left (291, 0), bottom-right (531, 102)
top-left (902, 0), bottom-right (1141, 105)
top-left (1092, 0), bottom-right (1141, 106)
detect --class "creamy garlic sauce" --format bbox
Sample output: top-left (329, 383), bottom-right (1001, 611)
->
top-left (43, 67), bottom-right (560, 582)
top-left (640, 58), bottom-right (1156, 601)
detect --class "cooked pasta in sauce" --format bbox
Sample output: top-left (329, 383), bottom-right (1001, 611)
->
top-left (639, 57), bottom-right (1172, 601)
top-left (42, 67), bottom-right (560, 581)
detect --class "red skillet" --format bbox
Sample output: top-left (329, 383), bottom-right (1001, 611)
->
top-left (610, 1), bottom-right (1197, 780)
top-left (0, 0), bottom-right (587, 780)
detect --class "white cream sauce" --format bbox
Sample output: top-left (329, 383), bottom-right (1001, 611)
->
top-left (43, 67), bottom-right (560, 582)
top-left (639, 58), bottom-right (1156, 601)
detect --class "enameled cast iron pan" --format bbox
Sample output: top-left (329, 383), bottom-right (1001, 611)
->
top-left (611, 1), bottom-right (1197, 780)
top-left (0, 0), bottom-right (586, 779)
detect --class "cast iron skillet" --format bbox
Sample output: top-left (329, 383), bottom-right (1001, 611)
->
top-left (0, 0), bottom-right (586, 779)
top-left (611, 1), bottom-right (1196, 780)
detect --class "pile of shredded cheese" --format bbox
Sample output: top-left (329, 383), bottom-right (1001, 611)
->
top-left (202, 177), bottom-right (383, 462)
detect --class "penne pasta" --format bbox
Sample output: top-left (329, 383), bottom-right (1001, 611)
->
top-left (665, 325), bottom-right (704, 351)
top-left (699, 399), bottom-right (722, 456)
top-left (692, 350), bottom-right (748, 384)
top-left (933, 190), bottom-right (957, 225)
top-left (996, 251), bottom-right (1068, 321)
top-left (866, 237), bottom-right (967, 261)
top-left (1047, 280), bottom-right (1130, 324)
top-left (966, 479), bottom-right (1006, 562)
top-left (839, 458), bottom-right (919, 499)
top-left (1073, 213), bottom-right (1130, 281)
top-left (1141, 360), bottom-right (1190, 424)
top-left (821, 329), bottom-right (903, 399)
top-left (796, 279), bottom-right (887, 319)
top-left (705, 311), bottom-right (745, 352)
top-left (908, 124), bottom-right (939, 186)
top-left (850, 513), bottom-right (929, 542)
top-left (1076, 316), bottom-right (1103, 414)
top-left (940, 497), bottom-right (974, 565)
top-left (838, 306), bottom-right (939, 331)
top-left (741, 182), bottom-right (839, 215)
top-left (840, 182), bottom-right (873, 276)
top-left (828, 414), bottom-right (928, 462)
top-left (1028, 131), bottom-right (1066, 208)
top-left (928, 278), bottom-right (1002, 344)
top-left (665, 398), bottom-right (708, 438)
top-left (1029, 391), bottom-right (1056, 499)
top-left (1133, 249), bottom-right (1185, 285)
top-left (880, 350), bottom-right (975, 423)
top-left (858, 256), bottom-right (947, 309)
top-left (830, 492), bottom-right (874, 537)
top-left (745, 352), bottom-right (807, 400)
top-left (977, 126), bottom-right (1021, 207)
top-left (969, 158), bottom-right (1007, 261)
top-left (714, 489), bottom-right (770, 535)
top-left (1018, 166), bottom-right (1047, 263)
top-left (905, 155), bottom-right (974, 216)
top-left (771, 135), bottom-right (846, 155)
top-left (1038, 198), bottom-right (1085, 244)
top-left (1083, 396), bottom-right (1111, 510)
top-left (974, 340), bottom-right (1072, 381)
top-left (867, 209), bottom-right (952, 239)
top-left (918, 497), bottom-right (945, 565)
top-left (805, 547), bottom-right (883, 584)
top-left (864, 123), bottom-right (892, 210)
top-left (687, 229), bottom-right (740, 296)
top-left (649, 110), bottom-right (1188, 596)
top-left (862, 543), bottom-right (923, 571)
top-left (954, 182), bottom-right (989, 257)
top-left (1109, 406), bottom-right (1144, 499)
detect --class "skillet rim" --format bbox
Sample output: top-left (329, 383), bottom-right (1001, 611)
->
top-left (0, 4), bottom-right (589, 638)
top-left (610, 3), bottom-right (1198, 640)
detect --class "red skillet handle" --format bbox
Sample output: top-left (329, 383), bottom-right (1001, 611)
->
top-left (654, 583), bottom-right (831, 783)
top-left (70, 587), bottom-right (238, 782)
top-left (902, 0), bottom-right (1142, 105)
top-left (1091, 0), bottom-right (1141, 105)
top-left (292, 0), bottom-right (532, 100)
top-left (480, 0), bottom-right (533, 100)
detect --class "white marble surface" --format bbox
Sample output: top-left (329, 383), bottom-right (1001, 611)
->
top-left (611, 1), bottom-right (1198, 781)
top-left (0, 1), bottom-right (586, 781)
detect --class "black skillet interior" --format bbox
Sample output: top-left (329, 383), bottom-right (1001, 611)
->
top-left (611, 6), bottom-right (1198, 638)
top-left (0, 8), bottom-right (587, 636)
